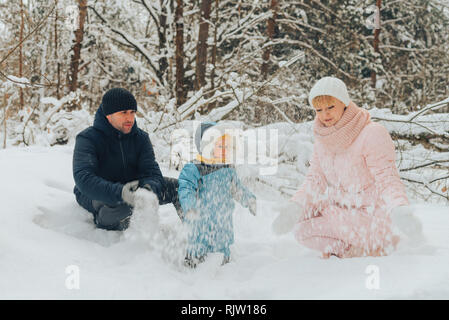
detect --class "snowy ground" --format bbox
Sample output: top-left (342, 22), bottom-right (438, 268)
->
top-left (1, 144), bottom-right (448, 300)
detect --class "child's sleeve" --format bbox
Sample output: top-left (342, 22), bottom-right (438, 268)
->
top-left (362, 124), bottom-right (409, 213)
top-left (231, 172), bottom-right (256, 208)
top-left (178, 163), bottom-right (202, 214)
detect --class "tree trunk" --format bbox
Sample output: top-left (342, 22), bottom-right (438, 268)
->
top-left (208, 0), bottom-right (218, 112)
top-left (68, 0), bottom-right (87, 95)
top-left (371, 0), bottom-right (381, 88)
top-left (158, 0), bottom-right (168, 79)
top-left (261, 0), bottom-right (278, 79)
top-left (195, 0), bottom-right (212, 94)
top-left (3, 93), bottom-right (7, 149)
top-left (19, 0), bottom-right (24, 109)
top-left (54, 0), bottom-right (61, 99)
top-left (175, 0), bottom-right (185, 106)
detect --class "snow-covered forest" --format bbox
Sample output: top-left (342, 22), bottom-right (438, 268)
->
top-left (1, 0), bottom-right (448, 201)
top-left (0, 0), bottom-right (448, 299)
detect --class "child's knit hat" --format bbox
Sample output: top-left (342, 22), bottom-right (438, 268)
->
top-left (195, 122), bottom-right (236, 157)
top-left (195, 122), bottom-right (217, 154)
top-left (308, 76), bottom-right (350, 107)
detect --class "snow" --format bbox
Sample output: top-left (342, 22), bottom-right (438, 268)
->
top-left (4, 75), bottom-right (30, 88)
top-left (1, 143), bottom-right (448, 299)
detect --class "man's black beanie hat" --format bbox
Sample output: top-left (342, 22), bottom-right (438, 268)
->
top-left (101, 88), bottom-right (137, 116)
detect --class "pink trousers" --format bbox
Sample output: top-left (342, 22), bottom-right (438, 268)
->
top-left (293, 204), bottom-right (393, 257)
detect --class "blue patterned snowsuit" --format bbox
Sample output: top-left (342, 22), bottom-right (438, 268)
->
top-left (178, 162), bottom-right (255, 259)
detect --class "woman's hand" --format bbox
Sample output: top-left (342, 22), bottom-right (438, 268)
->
top-left (272, 201), bottom-right (304, 235)
top-left (391, 205), bottom-right (423, 240)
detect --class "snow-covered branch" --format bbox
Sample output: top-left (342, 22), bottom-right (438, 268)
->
top-left (88, 5), bottom-right (164, 87)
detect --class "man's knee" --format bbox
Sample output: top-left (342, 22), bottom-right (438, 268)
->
top-left (74, 188), bottom-right (97, 215)
top-left (92, 200), bottom-right (132, 231)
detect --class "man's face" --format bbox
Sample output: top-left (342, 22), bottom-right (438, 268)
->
top-left (106, 110), bottom-right (136, 134)
top-left (312, 96), bottom-right (347, 127)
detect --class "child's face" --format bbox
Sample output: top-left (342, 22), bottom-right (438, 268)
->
top-left (312, 96), bottom-right (347, 127)
top-left (213, 135), bottom-right (233, 162)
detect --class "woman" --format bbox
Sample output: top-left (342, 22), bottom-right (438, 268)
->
top-left (272, 77), bottom-right (421, 258)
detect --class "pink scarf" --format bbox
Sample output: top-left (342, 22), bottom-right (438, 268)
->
top-left (313, 101), bottom-right (371, 153)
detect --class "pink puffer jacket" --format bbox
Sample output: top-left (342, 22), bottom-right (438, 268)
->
top-left (291, 102), bottom-right (409, 256)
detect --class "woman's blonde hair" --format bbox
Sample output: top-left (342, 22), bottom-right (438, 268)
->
top-left (311, 95), bottom-right (337, 108)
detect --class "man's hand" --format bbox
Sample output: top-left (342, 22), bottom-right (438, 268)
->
top-left (391, 205), bottom-right (423, 239)
top-left (121, 180), bottom-right (139, 206)
top-left (139, 184), bottom-right (159, 212)
top-left (272, 201), bottom-right (303, 235)
top-left (248, 197), bottom-right (257, 216)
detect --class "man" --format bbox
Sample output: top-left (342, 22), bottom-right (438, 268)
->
top-left (73, 87), bottom-right (181, 231)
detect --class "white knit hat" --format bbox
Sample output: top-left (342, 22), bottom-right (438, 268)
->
top-left (308, 76), bottom-right (350, 107)
top-left (199, 122), bottom-right (238, 159)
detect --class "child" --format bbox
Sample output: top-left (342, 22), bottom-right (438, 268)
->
top-left (178, 122), bottom-right (257, 267)
top-left (272, 76), bottom-right (421, 258)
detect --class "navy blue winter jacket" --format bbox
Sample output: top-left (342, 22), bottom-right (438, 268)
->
top-left (73, 107), bottom-right (164, 212)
